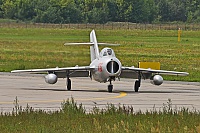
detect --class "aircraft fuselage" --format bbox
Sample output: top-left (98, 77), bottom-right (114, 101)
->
top-left (90, 51), bottom-right (122, 83)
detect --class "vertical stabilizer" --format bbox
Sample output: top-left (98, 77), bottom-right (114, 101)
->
top-left (90, 46), bottom-right (95, 62)
top-left (64, 30), bottom-right (100, 62)
top-left (90, 30), bottom-right (99, 61)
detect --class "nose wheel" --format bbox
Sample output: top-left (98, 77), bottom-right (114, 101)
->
top-left (108, 78), bottom-right (113, 93)
top-left (108, 84), bottom-right (113, 93)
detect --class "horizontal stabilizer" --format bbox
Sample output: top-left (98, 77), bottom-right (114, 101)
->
top-left (64, 42), bottom-right (94, 45)
top-left (64, 42), bottom-right (120, 46)
top-left (98, 43), bottom-right (120, 46)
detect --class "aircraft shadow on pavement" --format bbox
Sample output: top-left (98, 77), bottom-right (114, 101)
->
top-left (21, 88), bottom-right (67, 92)
top-left (20, 88), bottom-right (120, 93)
top-left (124, 90), bottom-right (194, 94)
top-left (20, 88), bottom-right (194, 94)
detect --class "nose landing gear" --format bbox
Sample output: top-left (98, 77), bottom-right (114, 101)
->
top-left (108, 84), bottom-right (113, 93)
top-left (108, 77), bottom-right (115, 93)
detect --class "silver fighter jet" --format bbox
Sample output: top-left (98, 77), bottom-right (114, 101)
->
top-left (11, 30), bottom-right (189, 92)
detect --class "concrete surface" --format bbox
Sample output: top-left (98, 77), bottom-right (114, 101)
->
top-left (0, 72), bottom-right (199, 113)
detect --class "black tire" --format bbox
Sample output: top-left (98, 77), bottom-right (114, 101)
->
top-left (67, 79), bottom-right (71, 90)
top-left (134, 80), bottom-right (140, 92)
top-left (108, 84), bottom-right (113, 93)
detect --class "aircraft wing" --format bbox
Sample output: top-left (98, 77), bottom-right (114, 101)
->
top-left (11, 66), bottom-right (95, 78)
top-left (11, 66), bottom-right (94, 73)
top-left (121, 66), bottom-right (188, 79)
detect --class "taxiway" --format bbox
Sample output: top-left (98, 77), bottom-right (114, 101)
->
top-left (0, 72), bottom-right (199, 113)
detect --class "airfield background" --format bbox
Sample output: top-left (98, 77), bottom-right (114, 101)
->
top-left (0, 22), bottom-right (200, 31)
top-left (0, 0), bottom-right (200, 27)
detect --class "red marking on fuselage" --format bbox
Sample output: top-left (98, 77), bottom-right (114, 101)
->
top-left (98, 63), bottom-right (103, 72)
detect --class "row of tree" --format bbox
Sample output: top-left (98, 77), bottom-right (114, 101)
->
top-left (0, 0), bottom-right (200, 24)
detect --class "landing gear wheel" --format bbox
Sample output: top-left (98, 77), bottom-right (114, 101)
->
top-left (108, 84), bottom-right (113, 93)
top-left (67, 78), bottom-right (71, 91)
top-left (134, 80), bottom-right (140, 92)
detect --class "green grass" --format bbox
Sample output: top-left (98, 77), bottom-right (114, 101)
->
top-left (0, 28), bottom-right (199, 81)
top-left (0, 98), bottom-right (199, 132)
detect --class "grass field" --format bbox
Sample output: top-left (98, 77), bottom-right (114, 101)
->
top-left (0, 98), bottom-right (199, 132)
top-left (0, 28), bottom-right (199, 82)
top-left (0, 28), bottom-right (199, 132)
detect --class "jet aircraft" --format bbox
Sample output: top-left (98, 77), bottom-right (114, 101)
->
top-left (11, 30), bottom-right (189, 92)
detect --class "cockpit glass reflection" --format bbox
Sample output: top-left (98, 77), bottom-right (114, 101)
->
top-left (107, 49), bottom-right (112, 55)
top-left (103, 51), bottom-right (107, 56)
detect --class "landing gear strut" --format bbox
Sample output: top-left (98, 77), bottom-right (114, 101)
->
top-left (108, 78), bottom-right (113, 93)
top-left (134, 73), bottom-right (141, 92)
top-left (134, 80), bottom-right (140, 92)
top-left (66, 71), bottom-right (72, 91)
top-left (66, 76), bottom-right (71, 91)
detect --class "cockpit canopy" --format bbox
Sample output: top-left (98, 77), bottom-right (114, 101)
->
top-left (100, 48), bottom-right (116, 57)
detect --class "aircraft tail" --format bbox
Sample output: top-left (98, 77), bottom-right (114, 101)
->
top-left (64, 30), bottom-right (100, 62)
top-left (64, 30), bottom-right (119, 62)
top-left (89, 30), bottom-right (99, 61)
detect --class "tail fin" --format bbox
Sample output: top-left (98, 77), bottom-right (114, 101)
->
top-left (64, 30), bottom-right (100, 62)
top-left (90, 30), bottom-right (99, 61)
top-left (64, 30), bottom-right (119, 62)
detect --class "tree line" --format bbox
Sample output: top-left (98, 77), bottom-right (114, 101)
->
top-left (0, 0), bottom-right (200, 24)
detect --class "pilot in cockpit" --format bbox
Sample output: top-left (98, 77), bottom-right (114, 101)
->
top-left (107, 49), bottom-right (112, 55)
top-left (100, 48), bottom-right (115, 57)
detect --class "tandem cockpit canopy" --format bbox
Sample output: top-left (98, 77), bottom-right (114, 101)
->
top-left (99, 48), bottom-right (116, 57)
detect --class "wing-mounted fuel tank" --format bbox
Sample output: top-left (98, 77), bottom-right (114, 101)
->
top-left (150, 75), bottom-right (163, 85)
top-left (45, 73), bottom-right (58, 84)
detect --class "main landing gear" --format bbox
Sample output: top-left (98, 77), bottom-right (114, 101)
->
top-left (66, 77), bottom-right (71, 91)
top-left (134, 73), bottom-right (141, 92)
top-left (134, 80), bottom-right (141, 92)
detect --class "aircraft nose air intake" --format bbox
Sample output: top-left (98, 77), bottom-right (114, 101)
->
top-left (107, 61), bottom-right (119, 74)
